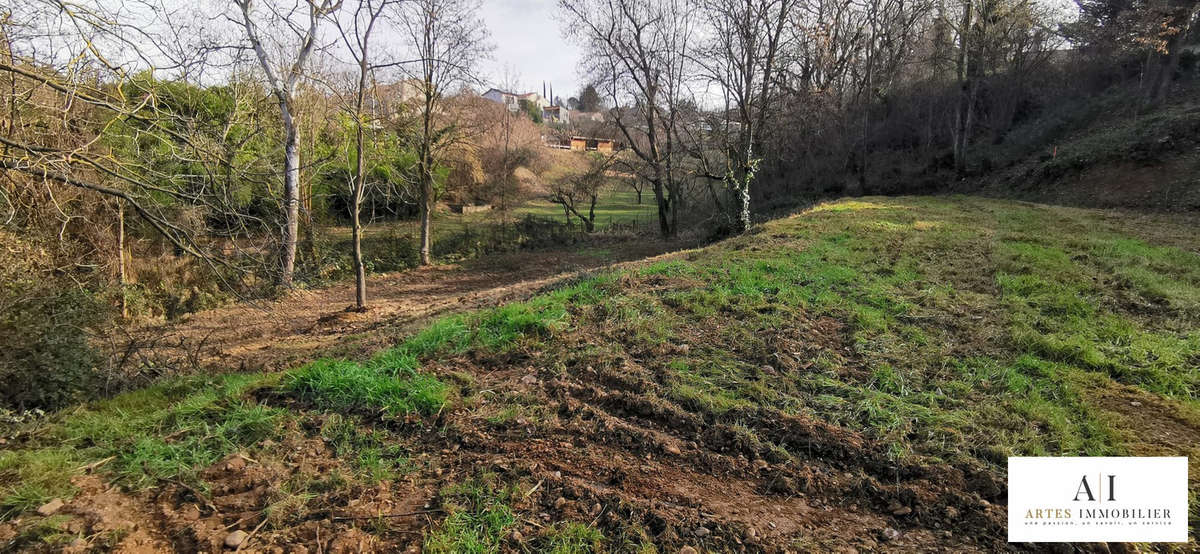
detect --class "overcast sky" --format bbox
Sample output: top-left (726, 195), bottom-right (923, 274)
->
top-left (478, 0), bottom-right (584, 102)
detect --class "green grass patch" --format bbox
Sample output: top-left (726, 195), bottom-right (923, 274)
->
top-left (286, 360), bottom-right (446, 415)
top-left (570, 196), bottom-right (1197, 467)
top-left (319, 414), bottom-right (414, 483)
top-left (539, 521), bottom-right (607, 553)
top-left (285, 282), bottom-right (597, 415)
top-left (498, 186), bottom-right (658, 231)
top-left (1, 373), bottom-right (284, 517)
top-left (425, 473), bottom-right (519, 554)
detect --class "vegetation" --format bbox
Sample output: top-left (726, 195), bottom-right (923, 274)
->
top-left (3, 0), bottom-right (1198, 412)
top-left (3, 0), bottom-right (1200, 549)
top-left (3, 197), bottom-right (1197, 550)
top-left (425, 474), bottom-right (519, 553)
top-left (1, 373), bottom-right (283, 516)
top-left (627, 197), bottom-right (1199, 460)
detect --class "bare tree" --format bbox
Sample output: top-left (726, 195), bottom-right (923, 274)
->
top-left (482, 70), bottom-right (529, 222)
top-left (332, 0), bottom-right (403, 310)
top-left (946, 0), bottom-right (1057, 172)
top-left (0, 0), bottom-right (270, 277)
top-left (693, 0), bottom-right (794, 232)
top-left (560, 0), bottom-right (696, 238)
top-left (233, 0), bottom-right (340, 286)
top-left (399, 0), bottom-right (489, 266)
top-left (548, 152), bottom-right (616, 232)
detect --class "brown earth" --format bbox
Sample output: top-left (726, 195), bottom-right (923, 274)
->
top-left (6, 263), bottom-right (1017, 553)
top-left (112, 239), bottom-right (688, 379)
top-left (3, 234), bottom-right (1147, 553)
top-left (1093, 382), bottom-right (1200, 485)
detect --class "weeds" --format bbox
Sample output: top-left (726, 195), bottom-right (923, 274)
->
top-left (540, 521), bottom-right (606, 553)
top-left (319, 414), bottom-right (413, 483)
top-left (286, 360), bottom-right (446, 416)
top-left (425, 474), bottom-right (518, 553)
top-left (3, 196), bottom-right (1197, 549)
top-left (0, 373), bottom-right (284, 517)
top-left (573, 197), bottom-right (1197, 467)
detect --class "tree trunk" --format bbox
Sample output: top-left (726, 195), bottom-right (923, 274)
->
top-left (117, 199), bottom-right (127, 319)
top-left (419, 169), bottom-right (433, 266)
top-left (280, 103), bottom-right (300, 287)
top-left (418, 80), bottom-right (434, 266)
top-left (953, 0), bottom-right (972, 176)
top-left (352, 83), bottom-right (368, 310)
top-left (652, 178), bottom-right (671, 238)
top-left (352, 213), bottom-right (366, 307)
top-left (738, 182), bottom-right (751, 232)
top-left (586, 194), bottom-right (597, 232)
top-left (670, 180), bottom-right (679, 239)
top-left (1148, 6), bottom-right (1199, 105)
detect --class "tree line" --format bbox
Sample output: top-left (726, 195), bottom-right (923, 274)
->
top-left (2, 0), bottom-right (1197, 409)
top-left (1, 0), bottom-right (496, 310)
top-left (559, 0), bottom-right (1199, 237)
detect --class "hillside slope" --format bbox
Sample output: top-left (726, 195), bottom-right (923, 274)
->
top-left (968, 88), bottom-right (1200, 212)
top-left (2, 196), bottom-right (1199, 552)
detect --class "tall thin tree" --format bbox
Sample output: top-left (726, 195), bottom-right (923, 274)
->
top-left (695, 0), bottom-right (794, 232)
top-left (234, 0), bottom-right (340, 286)
top-left (400, 0), bottom-right (488, 266)
top-left (333, 0), bottom-right (400, 310)
top-left (560, 0), bottom-right (695, 238)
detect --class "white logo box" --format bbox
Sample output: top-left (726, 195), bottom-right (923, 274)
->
top-left (1008, 457), bottom-right (1189, 543)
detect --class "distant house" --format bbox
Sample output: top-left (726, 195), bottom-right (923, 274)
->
top-left (370, 80), bottom-right (425, 122)
top-left (570, 110), bottom-right (604, 123)
top-left (542, 105), bottom-right (569, 124)
top-left (482, 88), bottom-right (520, 110)
top-left (482, 88), bottom-right (570, 123)
top-left (483, 88), bottom-right (549, 112)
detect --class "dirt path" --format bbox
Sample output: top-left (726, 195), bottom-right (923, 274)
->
top-left (120, 240), bottom-right (686, 377)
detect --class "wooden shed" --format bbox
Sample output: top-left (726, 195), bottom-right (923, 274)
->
top-left (570, 136), bottom-right (621, 152)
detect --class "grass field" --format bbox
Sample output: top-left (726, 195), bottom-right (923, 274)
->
top-left (501, 186), bottom-right (658, 231)
top-left (3, 196), bottom-right (1198, 551)
top-left (324, 185), bottom-right (658, 243)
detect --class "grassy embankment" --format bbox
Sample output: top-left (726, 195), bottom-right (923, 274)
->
top-left (3, 196), bottom-right (1198, 549)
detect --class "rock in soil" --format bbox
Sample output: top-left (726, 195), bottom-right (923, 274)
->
top-left (887, 501), bottom-right (911, 516)
top-left (679, 547), bottom-right (698, 554)
top-left (223, 454), bottom-right (247, 472)
top-left (225, 530), bottom-right (248, 549)
top-left (36, 498), bottom-right (64, 516)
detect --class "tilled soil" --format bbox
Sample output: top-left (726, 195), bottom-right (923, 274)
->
top-left (1, 237), bottom-right (1142, 553)
top-left (13, 366), bottom-right (1006, 553)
